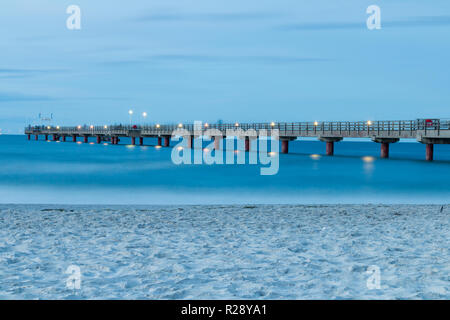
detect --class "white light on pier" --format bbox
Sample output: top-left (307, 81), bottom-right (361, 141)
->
top-left (56, 126), bottom-right (60, 130)
top-left (128, 109), bottom-right (134, 125)
top-left (270, 122), bottom-right (275, 127)
top-left (142, 112), bottom-right (147, 118)
top-left (156, 124), bottom-right (160, 128)
top-left (204, 123), bottom-right (209, 128)
top-left (178, 123), bottom-right (183, 128)
top-left (367, 120), bottom-right (372, 126)
top-left (235, 122), bottom-right (239, 127)
top-left (47, 126), bottom-right (51, 129)
top-left (314, 121), bottom-right (319, 126)
top-left (77, 125), bottom-right (81, 129)
top-left (90, 125), bottom-right (94, 129)
top-left (104, 125), bottom-right (108, 129)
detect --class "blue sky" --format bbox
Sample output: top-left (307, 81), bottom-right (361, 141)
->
top-left (1, 0), bottom-right (449, 133)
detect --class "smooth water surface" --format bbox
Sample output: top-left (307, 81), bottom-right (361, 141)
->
top-left (0, 135), bottom-right (449, 204)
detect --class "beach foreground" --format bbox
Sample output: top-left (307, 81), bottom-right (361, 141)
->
top-left (0, 204), bottom-right (448, 299)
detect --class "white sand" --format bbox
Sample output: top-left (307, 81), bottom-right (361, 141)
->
top-left (0, 204), bottom-right (448, 299)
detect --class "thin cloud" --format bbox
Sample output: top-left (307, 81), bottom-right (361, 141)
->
top-left (387, 15), bottom-right (450, 28)
top-left (280, 15), bottom-right (450, 31)
top-left (0, 68), bottom-right (67, 79)
top-left (0, 92), bottom-right (55, 102)
top-left (102, 54), bottom-right (330, 66)
top-left (135, 12), bottom-right (281, 22)
top-left (0, 92), bottom-right (127, 103)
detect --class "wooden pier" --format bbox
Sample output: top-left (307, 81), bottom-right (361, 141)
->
top-left (25, 119), bottom-right (450, 161)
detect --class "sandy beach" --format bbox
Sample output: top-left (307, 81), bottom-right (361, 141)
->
top-left (0, 204), bottom-right (448, 299)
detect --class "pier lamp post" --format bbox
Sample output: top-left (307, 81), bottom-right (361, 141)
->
top-left (314, 121), bottom-right (319, 134)
top-left (270, 122), bottom-right (276, 132)
top-left (142, 112), bottom-right (147, 125)
top-left (128, 109), bottom-right (133, 126)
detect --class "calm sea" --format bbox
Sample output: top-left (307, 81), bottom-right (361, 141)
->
top-left (1, 134), bottom-right (449, 204)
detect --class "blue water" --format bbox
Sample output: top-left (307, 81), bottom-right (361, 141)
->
top-left (1, 135), bottom-right (450, 204)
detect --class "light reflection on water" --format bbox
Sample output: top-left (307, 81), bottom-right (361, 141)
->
top-left (362, 156), bottom-right (375, 175)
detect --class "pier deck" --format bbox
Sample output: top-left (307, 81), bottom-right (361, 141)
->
top-left (25, 119), bottom-right (450, 160)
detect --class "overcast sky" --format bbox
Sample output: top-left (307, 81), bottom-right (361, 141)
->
top-left (1, 0), bottom-right (449, 133)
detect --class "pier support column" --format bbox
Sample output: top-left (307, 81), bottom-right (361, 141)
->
top-left (84, 136), bottom-right (88, 143)
top-left (27, 134), bottom-right (31, 140)
top-left (214, 136), bottom-right (221, 150)
top-left (281, 140), bottom-right (289, 154)
top-left (426, 144), bottom-right (434, 161)
top-left (371, 138), bottom-right (399, 159)
top-left (111, 137), bottom-right (116, 145)
top-left (319, 137), bottom-right (343, 156)
top-left (131, 137), bottom-right (136, 145)
top-left (245, 137), bottom-right (250, 152)
top-left (187, 136), bottom-right (193, 149)
top-left (53, 135), bottom-right (58, 141)
top-left (380, 143), bottom-right (389, 159)
top-left (35, 135), bottom-right (39, 141)
top-left (72, 135), bottom-right (77, 142)
top-left (62, 136), bottom-right (66, 142)
top-left (45, 134), bottom-right (48, 141)
top-left (97, 136), bottom-right (101, 144)
top-left (326, 142), bottom-right (334, 156)
top-left (164, 136), bottom-right (170, 147)
top-left (157, 137), bottom-right (162, 146)
top-left (417, 137), bottom-right (450, 161)
top-left (139, 137), bottom-right (144, 145)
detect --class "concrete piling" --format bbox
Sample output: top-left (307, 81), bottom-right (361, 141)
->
top-left (245, 137), bottom-right (250, 152)
top-left (214, 136), bottom-right (220, 150)
top-left (326, 141), bottom-right (334, 156)
top-left (164, 136), bottom-right (170, 147)
top-left (380, 143), bottom-right (389, 158)
top-left (281, 140), bottom-right (289, 154)
top-left (426, 144), bottom-right (434, 161)
top-left (187, 136), bottom-right (193, 149)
